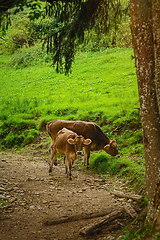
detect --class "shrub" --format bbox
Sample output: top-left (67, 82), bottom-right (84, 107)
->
top-left (0, 117), bottom-right (39, 149)
top-left (9, 44), bottom-right (52, 68)
top-left (90, 152), bottom-right (120, 174)
top-left (2, 16), bottom-right (33, 54)
top-left (1, 129), bottom-right (39, 148)
top-left (77, 18), bottom-right (132, 52)
top-left (22, 129), bottom-right (40, 146)
top-left (89, 152), bottom-right (145, 190)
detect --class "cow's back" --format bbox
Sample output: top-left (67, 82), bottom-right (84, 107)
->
top-left (46, 120), bottom-right (109, 147)
top-left (47, 120), bottom-right (94, 139)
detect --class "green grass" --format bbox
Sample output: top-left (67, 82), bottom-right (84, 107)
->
top-left (0, 48), bottom-right (138, 123)
top-left (0, 48), bottom-right (140, 148)
top-left (120, 217), bottom-right (160, 240)
top-left (89, 152), bottom-right (145, 189)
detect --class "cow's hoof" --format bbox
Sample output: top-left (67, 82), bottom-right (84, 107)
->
top-left (54, 162), bottom-right (57, 166)
top-left (86, 166), bottom-right (90, 170)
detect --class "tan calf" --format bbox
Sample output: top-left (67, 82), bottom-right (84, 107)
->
top-left (49, 128), bottom-right (92, 180)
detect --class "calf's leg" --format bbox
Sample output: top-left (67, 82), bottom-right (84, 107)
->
top-left (65, 157), bottom-right (72, 180)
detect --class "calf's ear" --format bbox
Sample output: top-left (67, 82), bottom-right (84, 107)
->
top-left (104, 144), bottom-right (110, 150)
top-left (83, 139), bottom-right (92, 145)
top-left (67, 138), bottom-right (75, 145)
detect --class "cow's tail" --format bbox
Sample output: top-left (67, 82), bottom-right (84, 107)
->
top-left (46, 122), bottom-right (54, 154)
top-left (46, 122), bottom-right (53, 139)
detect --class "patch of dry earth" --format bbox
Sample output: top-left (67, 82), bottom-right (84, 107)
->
top-left (0, 133), bottom-right (139, 240)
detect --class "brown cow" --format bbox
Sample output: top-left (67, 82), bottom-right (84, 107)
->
top-left (46, 120), bottom-right (120, 169)
top-left (49, 128), bottom-right (92, 180)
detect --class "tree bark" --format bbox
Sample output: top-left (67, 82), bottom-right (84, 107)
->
top-left (130, 0), bottom-right (160, 227)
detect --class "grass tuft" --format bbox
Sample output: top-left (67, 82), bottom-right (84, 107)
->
top-left (89, 152), bottom-right (145, 190)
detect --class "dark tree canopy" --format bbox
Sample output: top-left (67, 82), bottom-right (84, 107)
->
top-left (44, 0), bottom-right (129, 73)
top-left (0, 0), bottom-right (129, 74)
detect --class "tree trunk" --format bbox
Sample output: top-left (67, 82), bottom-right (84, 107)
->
top-left (130, 0), bottom-right (160, 227)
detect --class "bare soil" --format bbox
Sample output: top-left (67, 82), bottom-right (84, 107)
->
top-left (0, 133), bottom-right (141, 240)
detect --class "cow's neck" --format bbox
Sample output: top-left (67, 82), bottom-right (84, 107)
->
top-left (99, 135), bottom-right (110, 149)
top-left (94, 125), bottom-right (110, 149)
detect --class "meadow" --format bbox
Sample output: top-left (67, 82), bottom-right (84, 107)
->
top-left (0, 47), bottom-right (145, 189)
top-left (0, 48), bottom-right (138, 125)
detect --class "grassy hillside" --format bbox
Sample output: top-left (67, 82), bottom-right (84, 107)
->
top-left (1, 49), bottom-right (137, 114)
top-left (0, 48), bottom-right (145, 189)
top-left (0, 48), bottom-right (139, 147)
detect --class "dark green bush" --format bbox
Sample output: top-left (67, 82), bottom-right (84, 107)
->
top-left (22, 129), bottom-right (40, 146)
top-left (89, 152), bottom-right (145, 190)
top-left (90, 152), bottom-right (120, 174)
top-left (1, 129), bottom-right (39, 148)
top-left (0, 118), bottom-right (39, 149)
top-left (9, 44), bottom-right (52, 68)
top-left (2, 16), bottom-right (34, 54)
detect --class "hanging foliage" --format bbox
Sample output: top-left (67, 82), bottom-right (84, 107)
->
top-left (41, 0), bottom-right (129, 74)
top-left (0, 0), bottom-right (129, 74)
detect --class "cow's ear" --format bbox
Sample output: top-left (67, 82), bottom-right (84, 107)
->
top-left (111, 140), bottom-right (117, 148)
top-left (67, 138), bottom-right (75, 145)
top-left (104, 144), bottom-right (110, 150)
top-left (83, 139), bottom-right (92, 145)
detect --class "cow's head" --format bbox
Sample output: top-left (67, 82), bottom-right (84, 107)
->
top-left (104, 140), bottom-right (120, 157)
top-left (67, 136), bottom-right (92, 155)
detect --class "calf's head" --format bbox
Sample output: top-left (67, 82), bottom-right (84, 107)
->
top-left (104, 140), bottom-right (120, 157)
top-left (67, 136), bottom-right (92, 155)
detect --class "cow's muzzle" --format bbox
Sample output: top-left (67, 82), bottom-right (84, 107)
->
top-left (116, 154), bottom-right (120, 158)
top-left (76, 151), bottom-right (83, 155)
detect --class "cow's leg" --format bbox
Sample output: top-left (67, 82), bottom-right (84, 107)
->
top-left (64, 156), bottom-right (67, 173)
top-left (48, 142), bottom-right (52, 154)
top-left (84, 145), bottom-right (91, 169)
top-left (64, 157), bottom-right (68, 176)
top-left (48, 140), bottom-right (57, 166)
top-left (48, 138), bottom-right (54, 153)
top-left (52, 147), bottom-right (58, 166)
top-left (68, 159), bottom-right (72, 180)
top-left (49, 145), bottom-right (57, 172)
top-left (53, 149), bottom-right (57, 166)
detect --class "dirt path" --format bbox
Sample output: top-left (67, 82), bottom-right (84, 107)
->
top-left (0, 133), bottom-right (138, 240)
